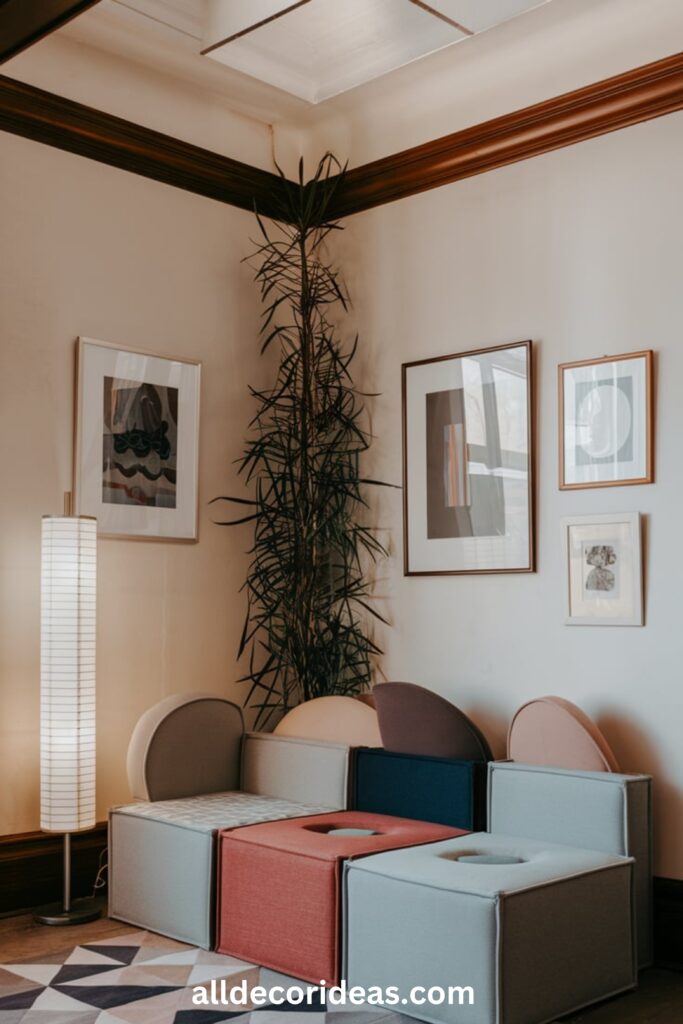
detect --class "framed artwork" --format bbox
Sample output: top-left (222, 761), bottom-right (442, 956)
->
top-left (561, 512), bottom-right (643, 626)
top-left (74, 337), bottom-right (201, 541)
top-left (559, 350), bottom-right (653, 489)
top-left (402, 340), bottom-right (534, 575)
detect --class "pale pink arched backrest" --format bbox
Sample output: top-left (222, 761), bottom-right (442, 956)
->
top-left (507, 696), bottom-right (620, 772)
top-left (273, 696), bottom-right (382, 747)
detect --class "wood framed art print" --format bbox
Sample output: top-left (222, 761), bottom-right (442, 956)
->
top-left (402, 340), bottom-right (534, 575)
top-left (559, 350), bottom-right (653, 489)
top-left (74, 337), bottom-right (201, 540)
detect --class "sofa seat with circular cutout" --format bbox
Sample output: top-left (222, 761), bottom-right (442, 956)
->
top-left (216, 810), bottom-right (463, 984)
top-left (344, 832), bottom-right (636, 1024)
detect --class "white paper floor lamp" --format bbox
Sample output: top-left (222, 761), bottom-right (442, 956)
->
top-left (35, 512), bottom-right (101, 925)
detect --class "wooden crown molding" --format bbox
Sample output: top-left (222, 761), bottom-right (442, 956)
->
top-left (0, 75), bottom-right (290, 220)
top-left (0, 1), bottom-right (102, 65)
top-left (1, 52), bottom-right (683, 221)
top-left (329, 50), bottom-right (683, 217)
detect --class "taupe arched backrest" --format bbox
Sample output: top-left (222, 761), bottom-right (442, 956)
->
top-left (127, 693), bottom-right (245, 801)
top-left (374, 682), bottom-right (492, 762)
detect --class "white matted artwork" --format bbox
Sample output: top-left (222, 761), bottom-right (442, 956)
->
top-left (402, 340), bottom-right (534, 575)
top-left (559, 351), bottom-right (653, 489)
top-left (74, 337), bottom-right (201, 540)
top-left (561, 512), bottom-right (643, 626)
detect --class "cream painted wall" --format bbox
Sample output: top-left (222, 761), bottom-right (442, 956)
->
top-left (0, 130), bottom-right (266, 835)
top-left (334, 110), bottom-right (683, 879)
top-left (5, 32), bottom-right (275, 169)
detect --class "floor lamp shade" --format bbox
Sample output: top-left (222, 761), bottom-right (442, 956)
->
top-left (40, 516), bottom-right (97, 833)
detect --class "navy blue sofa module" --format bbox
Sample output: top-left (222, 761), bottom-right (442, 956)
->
top-left (351, 747), bottom-right (487, 831)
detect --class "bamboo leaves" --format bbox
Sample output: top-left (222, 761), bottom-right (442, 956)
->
top-left (215, 154), bottom-right (389, 726)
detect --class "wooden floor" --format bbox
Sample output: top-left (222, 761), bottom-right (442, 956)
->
top-left (560, 967), bottom-right (683, 1022)
top-left (0, 902), bottom-right (124, 960)
top-left (1, 910), bottom-right (682, 1021)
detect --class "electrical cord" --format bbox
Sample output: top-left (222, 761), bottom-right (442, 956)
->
top-left (91, 846), bottom-right (108, 900)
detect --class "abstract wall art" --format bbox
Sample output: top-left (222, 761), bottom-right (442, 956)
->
top-left (402, 340), bottom-right (534, 575)
top-left (559, 351), bottom-right (653, 489)
top-left (74, 338), bottom-right (200, 540)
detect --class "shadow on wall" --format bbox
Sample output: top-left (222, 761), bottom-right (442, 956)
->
top-left (465, 703), bottom-right (508, 760)
top-left (597, 709), bottom-right (683, 878)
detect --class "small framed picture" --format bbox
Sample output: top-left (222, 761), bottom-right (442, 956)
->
top-left (74, 337), bottom-right (201, 540)
top-left (559, 350), bottom-right (653, 489)
top-left (561, 513), bottom-right (643, 626)
top-left (402, 340), bottom-right (534, 575)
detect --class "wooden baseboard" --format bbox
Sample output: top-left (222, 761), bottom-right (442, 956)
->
top-left (654, 876), bottom-right (683, 969)
top-left (0, 823), bottom-right (108, 917)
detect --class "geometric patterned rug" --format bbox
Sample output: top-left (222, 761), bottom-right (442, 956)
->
top-left (0, 931), bottom-right (404, 1024)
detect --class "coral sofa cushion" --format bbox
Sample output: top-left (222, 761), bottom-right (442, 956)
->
top-left (273, 695), bottom-right (382, 747)
top-left (374, 682), bottom-right (492, 761)
top-left (216, 811), bottom-right (463, 984)
top-left (507, 696), bottom-right (620, 772)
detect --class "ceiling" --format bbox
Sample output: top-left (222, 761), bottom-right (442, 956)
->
top-left (94, 0), bottom-right (551, 104)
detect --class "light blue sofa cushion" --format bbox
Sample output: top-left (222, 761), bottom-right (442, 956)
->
top-left (109, 791), bottom-right (332, 949)
top-left (488, 761), bottom-right (652, 966)
top-left (344, 833), bottom-right (635, 1024)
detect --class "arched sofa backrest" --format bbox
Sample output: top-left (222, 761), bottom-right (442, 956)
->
top-left (127, 693), bottom-right (244, 801)
top-left (273, 696), bottom-right (382, 747)
top-left (507, 696), bottom-right (620, 772)
top-left (374, 682), bottom-right (492, 762)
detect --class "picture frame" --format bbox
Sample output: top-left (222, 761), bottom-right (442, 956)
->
top-left (402, 340), bottom-right (534, 575)
top-left (559, 350), bottom-right (653, 489)
top-left (74, 337), bottom-right (201, 541)
top-left (561, 512), bottom-right (643, 626)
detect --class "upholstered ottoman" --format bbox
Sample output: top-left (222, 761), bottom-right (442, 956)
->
top-left (352, 747), bottom-right (487, 830)
top-left (216, 811), bottom-right (464, 983)
top-left (344, 833), bottom-right (636, 1024)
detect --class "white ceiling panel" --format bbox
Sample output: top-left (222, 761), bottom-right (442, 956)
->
top-left (204, 0), bottom-right (304, 49)
top-left (204, 0), bottom-right (466, 103)
top-left (424, 0), bottom-right (551, 34)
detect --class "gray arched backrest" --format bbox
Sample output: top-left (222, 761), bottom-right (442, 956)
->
top-left (127, 693), bottom-right (245, 801)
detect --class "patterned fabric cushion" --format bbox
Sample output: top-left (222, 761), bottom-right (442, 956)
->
top-left (112, 791), bottom-right (330, 834)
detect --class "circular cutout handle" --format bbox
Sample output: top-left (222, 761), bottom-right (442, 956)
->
top-left (327, 827), bottom-right (378, 836)
top-left (457, 854), bottom-right (525, 865)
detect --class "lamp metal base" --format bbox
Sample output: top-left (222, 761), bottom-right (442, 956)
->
top-left (34, 897), bottom-right (102, 926)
